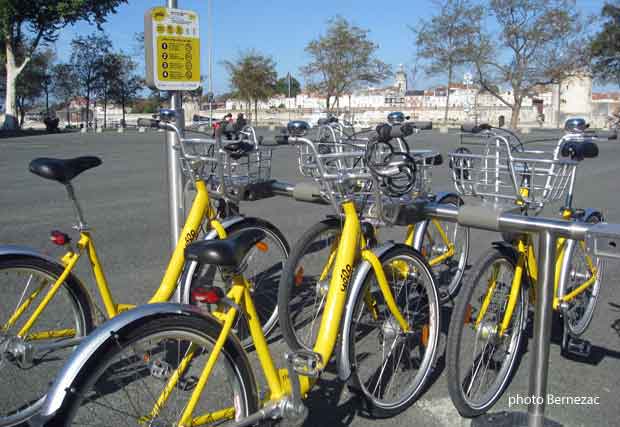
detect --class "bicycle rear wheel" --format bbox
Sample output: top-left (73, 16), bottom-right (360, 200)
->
top-left (347, 245), bottom-right (440, 417)
top-left (0, 255), bottom-right (93, 427)
top-left (52, 315), bottom-right (258, 426)
top-left (446, 247), bottom-right (527, 417)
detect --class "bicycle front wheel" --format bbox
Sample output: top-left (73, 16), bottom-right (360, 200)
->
top-left (278, 218), bottom-right (341, 352)
top-left (0, 255), bottom-right (93, 427)
top-left (560, 214), bottom-right (604, 336)
top-left (446, 247), bottom-right (527, 417)
top-left (347, 245), bottom-right (440, 417)
top-left (53, 315), bottom-right (259, 426)
top-left (417, 194), bottom-right (469, 303)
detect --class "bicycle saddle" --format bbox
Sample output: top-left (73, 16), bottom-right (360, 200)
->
top-left (185, 228), bottom-right (265, 267)
top-left (29, 156), bottom-right (102, 184)
top-left (224, 141), bottom-right (254, 159)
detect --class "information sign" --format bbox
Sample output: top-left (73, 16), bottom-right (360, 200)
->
top-left (145, 7), bottom-right (200, 90)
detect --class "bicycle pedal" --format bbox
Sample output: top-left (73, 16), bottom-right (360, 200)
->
top-left (149, 359), bottom-right (172, 379)
top-left (286, 350), bottom-right (322, 378)
top-left (562, 336), bottom-right (592, 359)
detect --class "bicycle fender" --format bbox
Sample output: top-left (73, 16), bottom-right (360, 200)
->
top-left (0, 244), bottom-right (59, 264)
top-left (337, 242), bottom-right (397, 381)
top-left (36, 303), bottom-right (246, 425)
top-left (178, 215), bottom-right (247, 304)
top-left (0, 244), bottom-right (95, 316)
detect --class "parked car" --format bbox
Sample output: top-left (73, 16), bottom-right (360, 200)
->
top-left (191, 114), bottom-right (213, 127)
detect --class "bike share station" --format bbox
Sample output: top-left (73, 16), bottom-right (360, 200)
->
top-left (145, 5), bottom-right (620, 427)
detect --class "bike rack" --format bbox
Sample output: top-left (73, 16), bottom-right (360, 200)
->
top-left (269, 181), bottom-right (620, 427)
top-left (424, 202), bottom-right (620, 427)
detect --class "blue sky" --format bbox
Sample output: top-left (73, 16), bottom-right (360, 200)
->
top-left (52, 0), bottom-right (612, 94)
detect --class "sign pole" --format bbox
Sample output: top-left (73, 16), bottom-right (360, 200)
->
top-left (165, 0), bottom-right (185, 258)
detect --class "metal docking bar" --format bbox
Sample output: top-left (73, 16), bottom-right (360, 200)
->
top-left (423, 201), bottom-right (620, 427)
top-left (425, 203), bottom-right (592, 240)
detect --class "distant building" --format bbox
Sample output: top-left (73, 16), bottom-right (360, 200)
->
top-left (217, 65), bottom-right (614, 127)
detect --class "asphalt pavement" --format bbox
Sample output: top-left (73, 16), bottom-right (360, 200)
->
top-left (1, 127), bottom-right (619, 426)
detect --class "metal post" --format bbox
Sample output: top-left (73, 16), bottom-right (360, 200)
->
top-left (528, 230), bottom-right (558, 427)
top-left (208, 0), bottom-right (213, 127)
top-left (165, 0), bottom-right (185, 254)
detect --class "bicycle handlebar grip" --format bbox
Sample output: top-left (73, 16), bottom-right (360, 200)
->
top-left (137, 118), bottom-right (159, 128)
top-left (293, 182), bottom-right (324, 203)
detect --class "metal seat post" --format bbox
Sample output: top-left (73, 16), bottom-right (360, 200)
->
top-left (64, 183), bottom-right (88, 230)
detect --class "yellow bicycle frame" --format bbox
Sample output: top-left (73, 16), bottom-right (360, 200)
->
top-left (3, 180), bottom-right (221, 339)
top-left (475, 224), bottom-right (599, 337)
top-left (145, 200), bottom-right (412, 426)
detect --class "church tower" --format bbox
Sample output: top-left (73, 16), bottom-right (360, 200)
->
top-left (395, 64), bottom-right (407, 95)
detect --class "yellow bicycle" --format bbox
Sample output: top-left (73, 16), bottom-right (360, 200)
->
top-left (278, 121), bottom-right (468, 352)
top-left (37, 120), bottom-right (441, 426)
top-left (0, 113), bottom-right (288, 426)
top-left (446, 122), bottom-right (603, 417)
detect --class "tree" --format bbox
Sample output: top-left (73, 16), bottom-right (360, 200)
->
top-left (224, 50), bottom-right (277, 123)
top-left (412, 0), bottom-right (483, 122)
top-left (95, 52), bottom-right (123, 128)
top-left (275, 74), bottom-right (301, 97)
top-left (301, 16), bottom-right (391, 112)
top-left (108, 53), bottom-right (143, 126)
top-left (0, 0), bottom-right (126, 130)
top-left (70, 33), bottom-right (111, 127)
top-left (590, 3), bottom-right (620, 86)
top-left (52, 63), bottom-right (77, 125)
top-left (465, 0), bottom-right (588, 128)
top-left (15, 49), bottom-right (53, 127)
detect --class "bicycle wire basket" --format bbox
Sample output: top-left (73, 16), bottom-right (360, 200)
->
top-left (294, 137), bottom-right (423, 225)
top-left (177, 135), bottom-right (272, 199)
top-left (449, 135), bottom-right (577, 209)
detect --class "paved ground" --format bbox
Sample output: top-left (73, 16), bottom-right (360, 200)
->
top-left (1, 127), bottom-right (620, 426)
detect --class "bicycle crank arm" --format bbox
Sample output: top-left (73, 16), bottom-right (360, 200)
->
top-left (224, 403), bottom-right (282, 427)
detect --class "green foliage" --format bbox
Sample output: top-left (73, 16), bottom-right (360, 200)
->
top-left (590, 3), bottom-right (620, 85)
top-left (15, 49), bottom-right (54, 125)
top-left (0, 0), bottom-right (126, 51)
top-left (1, 0), bottom-right (125, 129)
top-left (301, 16), bottom-right (391, 111)
top-left (224, 50), bottom-right (277, 120)
top-left (275, 75), bottom-right (301, 97)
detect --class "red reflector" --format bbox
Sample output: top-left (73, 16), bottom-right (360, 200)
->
top-left (50, 230), bottom-right (70, 246)
top-left (192, 287), bottom-right (223, 304)
top-left (294, 266), bottom-right (304, 286)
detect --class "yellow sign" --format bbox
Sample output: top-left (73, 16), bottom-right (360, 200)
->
top-left (156, 36), bottom-right (199, 82)
top-left (145, 7), bottom-right (200, 90)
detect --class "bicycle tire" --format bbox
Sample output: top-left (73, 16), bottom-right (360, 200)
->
top-left (186, 217), bottom-right (289, 348)
top-left (446, 246), bottom-right (527, 417)
top-left (346, 244), bottom-right (440, 417)
top-left (560, 213), bottom-right (604, 336)
top-left (416, 194), bottom-right (469, 303)
top-left (0, 255), bottom-right (94, 427)
top-left (278, 217), bottom-right (341, 352)
top-left (47, 314), bottom-right (259, 426)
